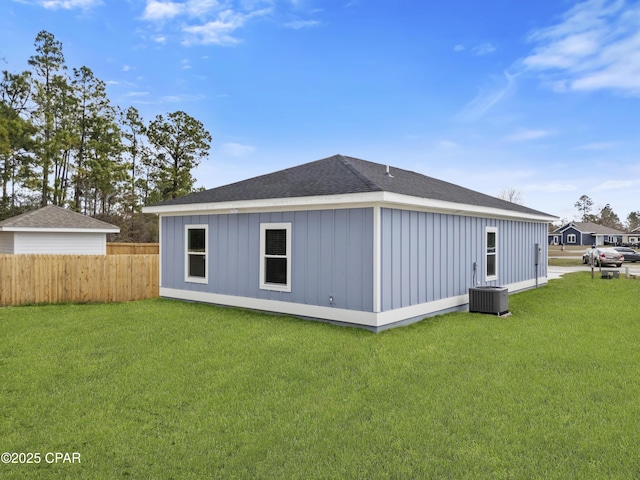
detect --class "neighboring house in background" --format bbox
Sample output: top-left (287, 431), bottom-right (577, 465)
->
top-left (0, 205), bottom-right (120, 254)
top-left (143, 154), bottom-right (556, 331)
top-left (623, 226), bottom-right (640, 247)
top-left (548, 222), bottom-right (625, 247)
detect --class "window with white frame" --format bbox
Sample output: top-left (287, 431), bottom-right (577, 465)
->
top-left (486, 226), bottom-right (498, 281)
top-left (185, 225), bottom-right (207, 283)
top-left (567, 234), bottom-right (576, 244)
top-left (260, 223), bottom-right (291, 292)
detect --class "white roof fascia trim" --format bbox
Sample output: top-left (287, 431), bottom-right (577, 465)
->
top-left (143, 191), bottom-right (557, 222)
top-left (142, 192), bottom-right (386, 214)
top-left (380, 192), bottom-right (558, 222)
top-left (0, 227), bottom-right (119, 233)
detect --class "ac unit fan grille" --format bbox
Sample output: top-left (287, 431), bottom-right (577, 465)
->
top-left (469, 286), bottom-right (509, 315)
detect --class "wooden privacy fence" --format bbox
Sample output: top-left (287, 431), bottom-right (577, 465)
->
top-left (107, 243), bottom-right (159, 255)
top-left (0, 254), bottom-right (159, 307)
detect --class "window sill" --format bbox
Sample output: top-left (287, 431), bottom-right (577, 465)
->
top-left (185, 277), bottom-right (208, 284)
top-left (260, 283), bottom-right (291, 293)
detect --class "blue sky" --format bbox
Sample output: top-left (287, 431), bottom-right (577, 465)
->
top-left (1, 0), bottom-right (639, 224)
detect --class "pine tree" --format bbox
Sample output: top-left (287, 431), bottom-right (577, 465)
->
top-left (28, 30), bottom-right (67, 207)
top-left (0, 70), bottom-right (35, 212)
top-left (146, 111), bottom-right (212, 202)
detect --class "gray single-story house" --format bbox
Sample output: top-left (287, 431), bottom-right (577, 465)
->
top-left (143, 155), bottom-right (556, 331)
top-left (0, 205), bottom-right (120, 254)
top-left (548, 222), bottom-right (624, 247)
top-left (623, 227), bottom-right (640, 247)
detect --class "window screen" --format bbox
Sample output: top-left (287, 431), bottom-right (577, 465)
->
top-left (486, 228), bottom-right (497, 279)
top-left (265, 229), bottom-right (287, 256)
top-left (186, 226), bottom-right (207, 281)
top-left (260, 223), bottom-right (291, 291)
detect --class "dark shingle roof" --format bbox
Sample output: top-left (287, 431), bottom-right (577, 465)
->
top-left (156, 154), bottom-right (553, 217)
top-left (0, 205), bottom-right (120, 231)
top-left (554, 222), bottom-right (625, 235)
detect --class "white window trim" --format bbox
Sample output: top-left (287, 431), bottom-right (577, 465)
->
top-left (185, 224), bottom-right (208, 284)
top-left (260, 222), bottom-right (292, 293)
top-left (567, 233), bottom-right (576, 244)
top-left (485, 226), bottom-right (498, 282)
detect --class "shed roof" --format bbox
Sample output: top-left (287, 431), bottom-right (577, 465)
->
top-left (0, 205), bottom-right (120, 233)
top-left (149, 154), bottom-right (555, 220)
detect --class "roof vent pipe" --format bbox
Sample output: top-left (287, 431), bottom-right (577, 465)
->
top-left (385, 165), bottom-right (394, 178)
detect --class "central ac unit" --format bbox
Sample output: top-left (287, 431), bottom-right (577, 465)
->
top-left (469, 286), bottom-right (509, 315)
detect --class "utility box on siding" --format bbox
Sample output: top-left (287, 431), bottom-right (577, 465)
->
top-left (469, 286), bottom-right (509, 315)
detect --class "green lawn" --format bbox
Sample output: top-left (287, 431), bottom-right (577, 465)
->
top-left (1, 273), bottom-right (640, 479)
top-left (548, 257), bottom-right (585, 267)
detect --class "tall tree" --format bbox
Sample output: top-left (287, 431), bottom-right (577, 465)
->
top-left (0, 70), bottom-right (34, 210)
top-left (574, 195), bottom-right (594, 222)
top-left (146, 110), bottom-right (211, 202)
top-left (596, 204), bottom-right (622, 230)
top-left (71, 66), bottom-right (113, 211)
top-left (120, 106), bottom-right (148, 212)
top-left (84, 111), bottom-right (125, 215)
top-left (28, 30), bottom-right (66, 206)
top-left (497, 188), bottom-right (523, 205)
top-left (49, 73), bottom-right (78, 206)
top-left (626, 211), bottom-right (640, 231)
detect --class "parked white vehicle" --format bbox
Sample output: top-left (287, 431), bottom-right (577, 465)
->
top-left (582, 247), bottom-right (624, 267)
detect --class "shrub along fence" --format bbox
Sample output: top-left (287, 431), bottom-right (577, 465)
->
top-left (107, 243), bottom-right (159, 255)
top-left (0, 254), bottom-right (159, 307)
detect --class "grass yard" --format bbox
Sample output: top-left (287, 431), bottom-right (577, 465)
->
top-left (1, 273), bottom-right (640, 479)
top-left (548, 246), bottom-right (588, 257)
top-left (548, 257), bottom-right (584, 267)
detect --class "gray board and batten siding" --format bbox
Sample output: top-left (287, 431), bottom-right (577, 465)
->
top-left (160, 207), bottom-right (549, 327)
top-left (161, 209), bottom-right (375, 313)
top-left (380, 208), bottom-right (548, 313)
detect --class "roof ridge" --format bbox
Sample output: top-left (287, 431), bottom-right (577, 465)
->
top-left (336, 155), bottom-right (383, 192)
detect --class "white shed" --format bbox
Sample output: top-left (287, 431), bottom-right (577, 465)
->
top-left (0, 205), bottom-right (120, 255)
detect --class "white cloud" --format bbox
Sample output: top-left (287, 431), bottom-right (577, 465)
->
top-left (122, 65), bottom-right (132, 72)
top-left (472, 42), bottom-right (496, 55)
top-left (142, 0), bottom-right (184, 21)
top-left (186, 0), bottom-right (221, 17)
top-left (35, 0), bottom-right (101, 9)
top-left (221, 142), bottom-right (256, 156)
top-left (182, 10), bottom-right (246, 45)
top-left (522, 0), bottom-right (640, 95)
top-left (34, 0), bottom-right (103, 10)
top-left (161, 95), bottom-right (183, 102)
top-left (593, 180), bottom-right (635, 191)
top-left (453, 44), bottom-right (465, 52)
top-left (505, 129), bottom-right (555, 142)
top-left (457, 71), bottom-right (517, 121)
top-left (525, 183), bottom-right (577, 193)
top-left (182, 8), bottom-right (271, 45)
top-left (284, 20), bottom-right (321, 29)
top-left (141, 0), bottom-right (273, 46)
top-left (577, 141), bottom-right (620, 150)
top-left (142, 0), bottom-right (222, 21)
